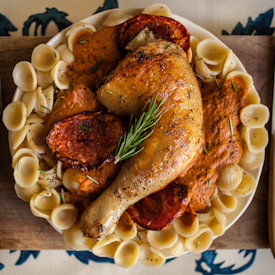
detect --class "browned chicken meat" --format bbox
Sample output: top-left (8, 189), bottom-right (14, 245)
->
top-left (80, 41), bottom-right (203, 240)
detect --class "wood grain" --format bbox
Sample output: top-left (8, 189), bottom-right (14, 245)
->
top-left (0, 36), bottom-right (274, 250)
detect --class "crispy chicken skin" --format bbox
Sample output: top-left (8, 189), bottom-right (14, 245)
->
top-left (80, 41), bottom-right (203, 240)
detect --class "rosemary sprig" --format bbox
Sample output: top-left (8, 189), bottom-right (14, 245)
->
top-left (114, 97), bottom-right (164, 164)
top-left (231, 80), bottom-right (236, 92)
top-left (69, 82), bottom-right (74, 91)
top-left (41, 105), bottom-right (52, 113)
top-left (166, 44), bottom-right (171, 49)
top-left (79, 125), bottom-right (91, 132)
top-left (86, 175), bottom-right (99, 185)
top-left (60, 188), bottom-right (65, 204)
top-left (137, 232), bottom-right (141, 241)
top-left (213, 74), bottom-right (220, 89)
top-left (195, 73), bottom-right (204, 80)
top-left (203, 145), bottom-right (208, 154)
top-left (147, 216), bottom-right (155, 226)
top-left (208, 179), bottom-right (212, 188)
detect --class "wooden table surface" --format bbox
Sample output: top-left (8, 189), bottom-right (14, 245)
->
top-left (0, 36), bottom-right (274, 250)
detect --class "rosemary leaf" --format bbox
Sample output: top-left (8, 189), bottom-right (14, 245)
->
top-left (135, 183), bottom-right (139, 189)
top-left (86, 175), bottom-right (99, 185)
top-left (147, 216), bottom-right (155, 226)
top-left (60, 188), bottom-right (65, 203)
top-left (208, 179), bottom-right (212, 188)
top-left (79, 125), bottom-right (91, 132)
top-left (195, 73), bottom-right (204, 80)
top-left (231, 80), bottom-right (236, 92)
top-left (106, 90), bottom-right (112, 94)
top-left (91, 58), bottom-right (104, 73)
top-left (229, 117), bottom-right (234, 136)
top-left (213, 74), bottom-right (220, 89)
top-left (166, 44), bottom-right (171, 49)
top-left (69, 82), bottom-right (74, 91)
top-left (212, 126), bottom-right (216, 134)
top-left (41, 105), bottom-right (52, 113)
top-left (38, 169), bottom-right (46, 172)
top-left (114, 97), bottom-right (164, 164)
top-left (137, 232), bottom-right (141, 241)
top-left (203, 145), bottom-right (208, 154)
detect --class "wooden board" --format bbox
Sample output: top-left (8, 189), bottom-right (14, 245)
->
top-left (0, 36), bottom-right (274, 250)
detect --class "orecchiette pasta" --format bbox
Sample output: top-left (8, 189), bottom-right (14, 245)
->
top-left (12, 61), bottom-right (37, 92)
top-left (22, 90), bottom-right (36, 116)
top-left (246, 87), bottom-right (261, 105)
top-left (63, 221), bottom-right (96, 250)
top-left (26, 123), bottom-right (46, 154)
top-left (230, 170), bottom-right (256, 197)
top-left (226, 71), bottom-right (253, 88)
top-left (211, 190), bottom-right (238, 213)
top-left (14, 156), bottom-right (40, 188)
top-left (219, 49), bottom-right (236, 79)
top-left (2, 102), bottom-right (27, 131)
top-left (51, 203), bottom-right (78, 230)
top-left (184, 224), bottom-right (213, 253)
top-left (142, 3), bottom-right (171, 17)
top-left (51, 60), bottom-right (70, 90)
top-left (174, 213), bottom-right (199, 237)
top-left (12, 148), bottom-right (39, 169)
top-left (56, 43), bottom-right (75, 66)
top-left (42, 85), bottom-right (54, 111)
top-left (243, 126), bottom-right (269, 153)
top-left (14, 182), bottom-right (42, 202)
top-left (114, 223), bottom-right (137, 241)
top-left (147, 225), bottom-right (178, 249)
top-left (114, 240), bottom-right (139, 268)
top-left (209, 208), bottom-right (226, 236)
top-left (240, 104), bottom-right (269, 128)
top-left (239, 145), bottom-right (264, 170)
top-left (195, 207), bottom-right (215, 226)
top-left (92, 235), bottom-right (121, 257)
top-left (103, 11), bottom-right (133, 27)
top-left (36, 70), bottom-right (53, 89)
top-left (139, 244), bottom-right (166, 268)
top-left (164, 234), bottom-right (185, 257)
top-left (31, 44), bottom-right (59, 72)
top-left (11, 124), bottom-right (29, 150)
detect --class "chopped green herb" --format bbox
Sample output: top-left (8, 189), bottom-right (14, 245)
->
top-left (40, 111), bottom-right (45, 115)
top-left (189, 92), bottom-right (192, 99)
top-left (212, 126), bottom-right (216, 134)
top-left (41, 105), bottom-right (52, 113)
top-left (229, 117), bottom-right (234, 136)
top-left (54, 51), bottom-right (56, 58)
top-left (195, 73), bottom-right (204, 79)
top-left (114, 97), bottom-right (164, 164)
top-left (137, 232), bottom-right (141, 241)
top-left (213, 74), bottom-right (220, 89)
top-left (53, 81), bottom-right (57, 91)
top-left (106, 90), bottom-right (113, 94)
top-left (231, 80), bottom-right (236, 92)
top-left (79, 40), bottom-right (86, 44)
top-left (60, 188), bottom-right (65, 203)
top-left (203, 145), bottom-right (208, 154)
top-left (166, 44), bottom-right (171, 49)
top-left (91, 58), bottom-right (104, 73)
top-left (79, 125), bottom-right (91, 132)
top-left (208, 179), bottom-right (212, 188)
top-left (86, 175), bottom-right (99, 185)
top-left (38, 169), bottom-right (46, 172)
top-left (194, 241), bottom-right (200, 248)
top-left (69, 82), bottom-right (74, 91)
top-left (147, 216), bottom-right (155, 226)
top-left (17, 161), bottom-right (21, 170)
top-left (135, 183), bottom-right (139, 189)
top-left (111, 35), bottom-right (114, 39)
top-left (254, 117), bottom-right (260, 120)
top-left (197, 57), bottom-right (203, 61)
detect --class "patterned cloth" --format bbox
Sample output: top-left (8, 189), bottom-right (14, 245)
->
top-left (0, 0), bottom-right (275, 274)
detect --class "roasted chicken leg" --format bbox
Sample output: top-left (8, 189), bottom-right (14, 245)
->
top-left (80, 41), bottom-right (203, 240)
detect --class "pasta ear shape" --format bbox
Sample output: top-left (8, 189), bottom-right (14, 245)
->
top-left (196, 38), bottom-right (227, 65)
top-left (12, 61), bottom-right (37, 92)
top-left (114, 223), bottom-right (137, 241)
top-left (42, 85), bottom-right (54, 111)
top-left (209, 208), bottom-right (226, 236)
top-left (165, 234), bottom-right (185, 257)
top-left (51, 203), bottom-right (78, 230)
top-left (92, 235), bottom-right (121, 257)
top-left (184, 224), bottom-right (213, 253)
top-left (195, 56), bottom-right (222, 79)
top-left (56, 43), bottom-right (75, 66)
top-left (195, 207), bottom-right (215, 225)
top-left (174, 213), bottom-right (199, 237)
top-left (14, 156), bottom-right (39, 188)
top-left (63, 221), bottom-right (96, 251)
top-left (217, 163), bottom-right (243, 191)
top-left (240, 104), bottom-right (269, 128)
top-left (246, 87), bottom-right (261, 105)
top-left (26, 123), bottom-right (46, 154)
top-left (62, 168), bottom-right (83, 190)
top-left (243, 126), bottom-right (269, 154)
top-left (103, 11), bottom-right (133, 27)
top-left (11, 124), bottom-right (29, 150)
top-left (114, 240), bottom-right (139, 268)
top-left (12, 148), bottom-right (39, 169)
top-left (211, 190), bottom-right (238, 213)
top-left (239, 145), bottom-right (264, 170)
top-left (2, 102), bottom-right (27, 131)
top-left (66, 21), bottom-right (96, 37)
top-left (142, 3), bottom-right (171, 17)
top-left (147, 225), bottom-right (178, 249)
top-left (231, 170), bottom-right (256, 197)
top-left (30, 188), bottom-right (60, 219)
top-left (226, 71), bottom-right (253, 88)
top-left (26, 113), bottom-right (45, 124)
top-left (34, 87), bottom-right (49, 117)
top-left (14, 182), bottom-right (42, 202)
top-left (219, 49), bottom-right (236, 79)
top-left (36, 70), bottom-right (53, 89)
top-left (139, 244), bottom-right (166, 268)
top-left (51, 60), bottom-right (70, 90)
top-left (22, 90), bottom-right (36, 116)
top-left (31, 44), bottom-right (59, 72)
top-left (190, 36), bottom-right (199, 65)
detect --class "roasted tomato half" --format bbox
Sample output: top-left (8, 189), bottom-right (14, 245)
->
top-left (127, 182), bottom-right (188, 231)
top-left (46, 111), bottom-right (124, 170)
top-left (119, 14), bottom-right (190, 52)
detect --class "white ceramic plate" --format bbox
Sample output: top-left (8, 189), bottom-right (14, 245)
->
top-left (9, 8), bottom-right (264, 255)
